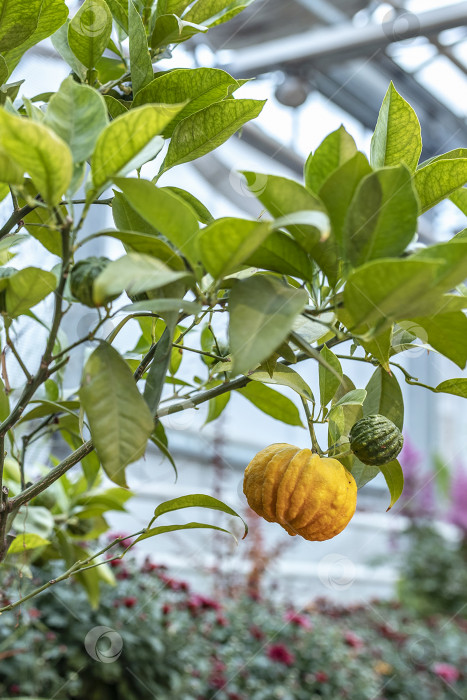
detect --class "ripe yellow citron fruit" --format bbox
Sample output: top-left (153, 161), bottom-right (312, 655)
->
top-left (243, 444), bottom-right (357, 542)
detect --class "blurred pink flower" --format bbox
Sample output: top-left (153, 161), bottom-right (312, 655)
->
top-left (344, 631), bottom-right (364, 649)
top-left (284, 610), bottom-right (312, 629)
top-left (447, 466), bottom-right (467, 535)
top-left (433, 662), bottom-right (460, 683)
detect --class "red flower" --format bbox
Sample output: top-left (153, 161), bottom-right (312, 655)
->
top-left (187, 594), bottom-right (222, 612)
top-left (266, 643), bottom-right (295, 666)
top-left (315, 671), bottom-right (329, 683)
top-left (28, 607), bottom-right (41, 619)
top-left (284, 610), bottom-right (312, 629)
top-left (116, 568), bottom-right (130, 580)
top-left (162, 604), bottom-right (172, 615)
top-left (216, 614), bottom-right (228, 627)
top-left (108, 532), bottom-right (134, 549)
top-left (123, 596), bottom-right (137, 609)
top-left (344, 631), bottom-right (364, 649)
top-left (108, 558), bottom-right (122, 568)
top-left (433, 663), bottom-right (460, 683)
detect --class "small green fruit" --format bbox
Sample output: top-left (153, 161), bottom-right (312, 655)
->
top-left (349, 414), bottom-right (403, 466)
top-left (70, 257), bottom-right (117, 308)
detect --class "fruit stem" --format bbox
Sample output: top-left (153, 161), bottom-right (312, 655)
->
top-left (300, 397), bottom-right (322, 455)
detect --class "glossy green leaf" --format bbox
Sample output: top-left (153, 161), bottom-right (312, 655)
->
top-left (319, 345), bottom-right (343, 406)
top-left (80, 342), bottom-right (154, 487)
top-left (0, 0), bottom-right (42, 53)
top-left (237, 381), bottom-right (303, 427)
top-left (206, 391), bottom-right (230, 425)
top-left (343, 259), bottom-right (445, 331)
top-left (91, 104), bottom-right (183, 189)
top-left (435, 378), bottom-right (467, 398)
top-left (411, 311), bottom-right (467, 369)
top-left (344, 165), bottom-right (418, 266)
top-left (0, 57), bottom-right (7, 85)
top-left (319, 152), bottom-right (372, 254)
top-left (112, 189), bottom-right (159, 235)
top-left (415, 158), bottom-right (467, 213)
top-left (305, 125), bottom-right (357, 193)
top-left (150, 13), bottom-right (208, 50)
top-left (411, 240), bottom-right (467, 297)
top-left (161, 99), bottom-right (265, 172)
top-left (5, 268), bottom-right (56, 317)
top-left (128, 0), bottom-right (153, 95)
top-left (104, 94), bottom-right (128, 119)
top-left (68, 0), bottom-right (112, 69)
top-left (93, 253), bottom-right (192, 305)
top-left (8, 533), bottom-right (50, 554)
top-left (88, 229), bottom-right (185, 269)
top-left (229, 275), bottom-right (308, 375)
top-left (51, 20), bottom-right (87, 81)
top-left (164, 186), bottom-right (213, 223)
top-left (249, 365), bottom-right (313, 403)
top-left (245, 230), bottom-right (314, 279)
top-left (450, 187), bottom-right (467, 215)
top-left (242, 171), bottom-right (324, 253)
top-left (133, 67), bottom-right (239, 137)
top-left (380, 459), bottom-right (404, 510)
top-left (184, 0), bottom-right (256, 26)
top-left (2, 0), bottom-right (68, 75)
top-left (45, 76), bottom-right (108, 163)
top-left (200, 218), bottom-right (272, 279)
top-left (114, 178), bottom-right (200, 268)
top-left (371, 82), bottom-right (422, 171)
top-left (144, 326), bottom-right (174, 415)
top-left (292, 313), bottom-right (335, 346)
top-left (0, 109), bottom-right (72, 204)
top-left (333, 388), bottom-right (367, 408)
top-left (363, 366), bottom-right (404, 430)
top-left (350, 459), bottom-right (380, 490)
top-left (136, 522), bottom-right (236, 544)
top-left (0, 145), bottom-right (22, 184)
top-left (122, 299), bottom-right (201, 314)
top-left (105, 0), bottom-right (128, 32)
top-left (150, 493), bottom-right (246, 533)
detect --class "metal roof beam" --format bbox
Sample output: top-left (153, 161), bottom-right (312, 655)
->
top-left (221, 3), bottom-right (467, 76)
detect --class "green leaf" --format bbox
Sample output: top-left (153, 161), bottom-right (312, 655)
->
top-left (5, 268), bottom-right (56, 317)
top-left (144, 326), bottom-right (174, 415)
top-left (0, 57), bottom-right (7, 85)
top-left (113, 178), bottom-right (200, 268)
top-left (183, 0), bottom-right (256, 26)
top-left (415, 158), bottom-right (467, 213)
top-left (8, 533), bottom-right (50, 554)
top-left (245, 230), bottom-right (314, 280)
top-left (104, 94), bottom-right (128, 119)
top-left (87, 229), bottom-right (185, 269)
top-left (411, 239), bottom-right (467, 297)
top-left (151, 430), bottom-right (178, 479)
top-left (13, 505), bottom-right (54, 537)
top-left (161, 99), bottom-right (265, 172)
top-left (363, 366), bottom-right (404, 430)
top-left (333, 388), bottom-right (367, 408)
top-left (136, 522), bottom-right (236, 544)
top-left (229, 275), bottom-right (308, 375)
top-left (380, 459), bottom-right (404, 510)
top-left (150, 493), bottom-right (246, 534)
top-left (305, 125), bottom-right (357, 193)
top-left (435, 378), bottom-right (467, 398)
top-left (0, 0), bottom-right (42, 53)
top-left (319, 345), bottom-right (343, 406)
top-left (319, 153), bottom-right (373, 255)
top-left (150, 14), bottom-right (208, 50)
top-left (343, 259), bottom-right (445, 331)
top-left (93, 253), bottom-right (192, 305)
top-left (241, 172), bottom-right (324, 253)
top-left (292, 313), bottom-right (335, 346)
top-left (2, 0), bottom-right (68, 76)
top-left (205, 391), bottom-right (230, 425)
top-left (19, 399), bottom-right (79, 423)
top-left (0, 377), bottom-right (9, 422)
top-left (133, 67), bottom-right (239, 137)
top-left (411, 311), bottom-right (467, 369)
top-left (128, 0), bottom-right (153, 95)
top-left (51, 20), bottom-right (87, 81)
top-left (44, 76), bottom-right (108, 163)
top-left (79, 342), bottom-right (154, 487)
top-left (344, 165), bottom-right (418, 266)
top-left (237, 381), bottom-right (303, 427)
top-left (248, 364), bottom-right (313, 403)
top-left (370, 82), bottom-right (422, 171)
top-left (0, 109), bottom-right (72, 204)
top-left (112, 189), bottom-right (159, 235)
top-left (68, 0), bottom-right (112, 69)
top-left (105, 0), bottom-right (128, 32)
top-left (449, 187), bottom-right (467, 215)
top-left (199, 218), bottom-right (272, 280)
top-left (122, 299), bottom-right (201, 315)
top-left (91, 104), bottom-right (184, 190)
top-left (164, 186), bottom-right (213, 224)
top-left (350, 460), bottom-right (380, 490)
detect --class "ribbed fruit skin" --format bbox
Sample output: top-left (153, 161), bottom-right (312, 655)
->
top-left (349, 414), bottom-right (403, 466)
top-left (243, 444), bottom-right (357, 542)
top-left (70, 257), bottom-right (113, 308)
